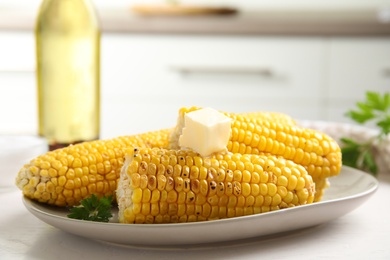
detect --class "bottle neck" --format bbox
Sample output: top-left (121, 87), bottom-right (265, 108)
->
top-left (36, 0), bottom-right (100, 31)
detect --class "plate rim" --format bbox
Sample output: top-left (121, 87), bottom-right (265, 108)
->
top-left (22, 166), bottom-right (378, 246)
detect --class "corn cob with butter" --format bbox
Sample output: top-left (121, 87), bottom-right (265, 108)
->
top-left (170, 107), bottom-right (342, 201)
top-left (15, 110), bottom-right (296, 207)
top-left (16, 129), bottom-right (171, 207)
top-left (16, 107), bottom-right (333, 208)
top-left (117, 147), bottom-right (315, 224)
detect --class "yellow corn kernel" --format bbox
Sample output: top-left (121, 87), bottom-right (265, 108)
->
top-left (117, 147), bottom-right (315, 224)
top-left (132, 188), bottom-right (143, 203)
top-left (15, 129), bottom-right (171, 207)
top-left (142, 189), bottom-right (151, 203)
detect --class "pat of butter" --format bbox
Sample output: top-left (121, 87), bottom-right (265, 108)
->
top-left (178, 107), bottom-right (232, 156)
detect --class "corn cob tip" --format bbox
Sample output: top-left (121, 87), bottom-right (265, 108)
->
top-left (15, 129), bottom-right (172, 207)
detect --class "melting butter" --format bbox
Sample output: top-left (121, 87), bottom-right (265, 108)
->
top-left (179, 107), bottom-right (232, 157)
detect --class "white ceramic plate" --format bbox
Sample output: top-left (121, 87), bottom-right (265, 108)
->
top-left (23, 166), bottom-right (378, 248)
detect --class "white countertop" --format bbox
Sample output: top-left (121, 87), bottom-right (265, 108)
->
top-left (1, 166), bottom-right (390, 259)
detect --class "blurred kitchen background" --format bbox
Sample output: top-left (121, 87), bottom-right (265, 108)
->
top-left (0, 0), bottom-right (389, 139)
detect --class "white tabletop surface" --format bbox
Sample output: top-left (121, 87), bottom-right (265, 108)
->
top-left (1, 163), bottom-right (390, 259)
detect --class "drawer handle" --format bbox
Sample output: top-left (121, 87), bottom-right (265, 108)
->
top-left (171, 65), bottom-right (274, 77)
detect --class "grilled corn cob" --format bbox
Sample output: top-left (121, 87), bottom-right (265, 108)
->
top-left (117, 147), bottom-right (315, 224)
top-left (170, 107), bottom-right (342, 202)
top-left (16, 129), bottom-right (171, 207)
top-left (15, 110), bottom-right (297, 207)
top-left (16, 107), bottom-right (335, 207)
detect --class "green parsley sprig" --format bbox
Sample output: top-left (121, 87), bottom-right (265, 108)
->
top-left (67, 194), bottom-right (113, 222)
top-left (341, 91), bottom-right (390, 176)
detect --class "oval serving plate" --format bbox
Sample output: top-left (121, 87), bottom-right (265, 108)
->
top-left (23, 166), bottom-right (378, 247)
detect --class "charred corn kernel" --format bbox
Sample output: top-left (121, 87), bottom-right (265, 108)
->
top-left (170, 107), bottom-right (342, 202)
top-left (16, 129), bottom-right (171, 207)
top-left (117, 147), bottom-right (315, 224)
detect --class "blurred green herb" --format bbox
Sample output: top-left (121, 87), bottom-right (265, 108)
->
top-left (67, 194), bottom-right (113, 222)
top-left (341, 91), bottom-right (390, 176)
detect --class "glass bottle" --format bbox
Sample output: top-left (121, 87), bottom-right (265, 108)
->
top-left (35, 0), bottom-right (100, 150)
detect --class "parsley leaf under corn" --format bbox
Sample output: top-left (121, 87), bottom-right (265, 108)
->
top-left (341, 91), bottom-right (390, 176)
top-left (67, 194), bottom-right (113, 222)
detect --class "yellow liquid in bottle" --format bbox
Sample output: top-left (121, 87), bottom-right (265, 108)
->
top-left (35, 0), bottom-right (100, 149)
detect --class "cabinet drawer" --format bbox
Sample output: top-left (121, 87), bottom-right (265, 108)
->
top-left (102, 34), bottom-right (325, 99)
top-left (328, 37), bottom-right (390, 99)
top-left (101, 34), bottom-right (325, 136)
top-left (0, 32), bottom-right (36, 134)
top-left (0, 32), bottom-right (35, 72)
top-left (0, 74), bottom-right (37, 134)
